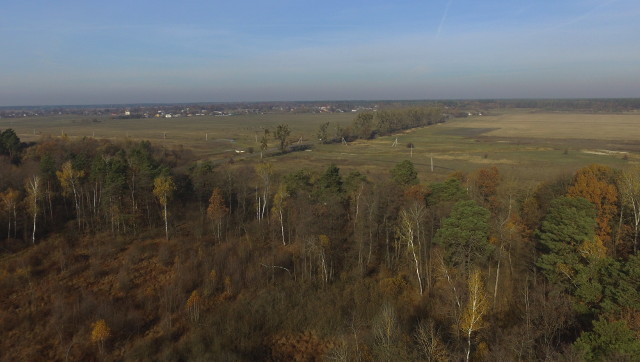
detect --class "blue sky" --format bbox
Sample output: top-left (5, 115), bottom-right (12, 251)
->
top-left (1, 0), bottom-right (639, 106)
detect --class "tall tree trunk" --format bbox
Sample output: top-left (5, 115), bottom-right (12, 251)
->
top-left (32, 203), bottom-right (37, 244)
top-left (164, 201), bottom-right (169, 240)
top-left (410, 238), bottom-right (423, 295)
top-left (13, 205), bottom-right (16, 239)
top-left (466, 330), bottom-right (472, 362)
top-left (493, 249), bottom-right (501, 307)
top-left (279, 209), bottom-right (285, 245)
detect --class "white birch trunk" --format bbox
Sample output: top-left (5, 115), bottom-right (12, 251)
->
top-left (164, 198), bottom-right (169, 240)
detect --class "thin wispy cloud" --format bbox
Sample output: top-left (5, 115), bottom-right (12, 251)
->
top-left (551, 0), bottom-right (619, 30)
top-left (436, 0), bottom-right (453, 38)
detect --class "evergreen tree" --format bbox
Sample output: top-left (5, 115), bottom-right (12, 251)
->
top-left (391, 160), bottom-right (418, 186)
top-left (536, 196), bottom-right (597, 286)
top-left (574, 317), bottom-right (640, 361)
top-left (434, 200), bottom-right (492, 273)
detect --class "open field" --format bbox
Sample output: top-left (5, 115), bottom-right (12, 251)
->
top-left (2, 111), bottom-right (639, 185)
top-left (271, 112), bottom-right (640, 185)
top-left (0, 112), bottom-right (355, 159)
top-left (449, 112), bottom-right (640, 140)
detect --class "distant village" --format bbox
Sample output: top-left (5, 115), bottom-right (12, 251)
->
top-left (2, 98), bottom-right (639, 119)
top-left (0, 102), bottom-right (380, 119)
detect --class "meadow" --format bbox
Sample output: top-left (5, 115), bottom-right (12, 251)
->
top-left (2, 110), bottom-right (639, 186)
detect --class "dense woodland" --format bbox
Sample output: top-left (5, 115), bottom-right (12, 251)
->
top-left (1, 109), bottom-right (640, 361)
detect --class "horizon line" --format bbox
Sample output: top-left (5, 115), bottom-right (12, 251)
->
top-left (2, 97), bottom-right (640, 110)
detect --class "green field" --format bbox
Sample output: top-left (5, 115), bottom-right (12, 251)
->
top-left (2, 111), bottom-right (639, 185)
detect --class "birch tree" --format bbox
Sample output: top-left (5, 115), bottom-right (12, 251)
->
top-left (207, 187), bottom-right (228, 241)
top-left (271, 183), bottom-right (288, 245)
top-left (25, 175), bottom-right (41, 244)
top-left (255, 162), bottom-right (272, 221)
top-left (0, 188), bottom-right (19, 239)
top-left (56, 161), bottom-right (85, 229)
top-left (460, 269), bottom-right (488, 362)
top-left (153, 175), bottom-right (175, 240)
top-left (397, 205), bottom-right (426, 295)
top-left (91, 319), bottom-right (111, 354)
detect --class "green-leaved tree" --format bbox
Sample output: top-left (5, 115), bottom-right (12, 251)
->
top-left (391, 160), bottom-right (419, 186)
top-left (434, 200), bottom-right (492, 274)
top-left (574, 317), bottom-right (640, 361)
top-left (536, 196), bottom-right (597, 286)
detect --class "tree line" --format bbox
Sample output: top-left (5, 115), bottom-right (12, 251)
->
top-left (318, 106), bottom-right (445, 143)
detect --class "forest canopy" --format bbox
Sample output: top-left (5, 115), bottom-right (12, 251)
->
top-left (0, 127), bottom-right (639, 361)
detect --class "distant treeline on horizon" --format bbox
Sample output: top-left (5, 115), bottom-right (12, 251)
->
top-left (2, 98), bottom-right (640, 115)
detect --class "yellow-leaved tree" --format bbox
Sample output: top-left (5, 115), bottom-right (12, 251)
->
top-left (0, 187), bottom-right (20, 239)
top-left (460, 269), bottom-right (488, 362)
top-left (25, 175), bottom-right (41, 244)
top-left (186, 290), bottom-right (201, 323)
top-left (153, 175), bottom-right (175, 240)
top-left (56, 160), bottom-right (85, 229)
top-left (207, 187), bottom-right (228, 241)
top-left (91, 319), bottom-right (111, 354)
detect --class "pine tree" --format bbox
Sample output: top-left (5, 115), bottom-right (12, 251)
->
top-left (434, 200), bottom-right (492, 274)
top-left (536, 196), bottom-right (597, 286)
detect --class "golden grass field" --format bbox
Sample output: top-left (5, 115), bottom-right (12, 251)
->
top-left (450, 112), bottom-right (640, 140)
top-left (2, 111), bottom-right (639, 185)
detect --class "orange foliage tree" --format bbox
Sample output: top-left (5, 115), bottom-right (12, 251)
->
top-left (472, 166), bottom-right (501, 212)
top-left (567, 165), bottom-right (618, 252)
top-left (207, 187), bottom-right (228, 241)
